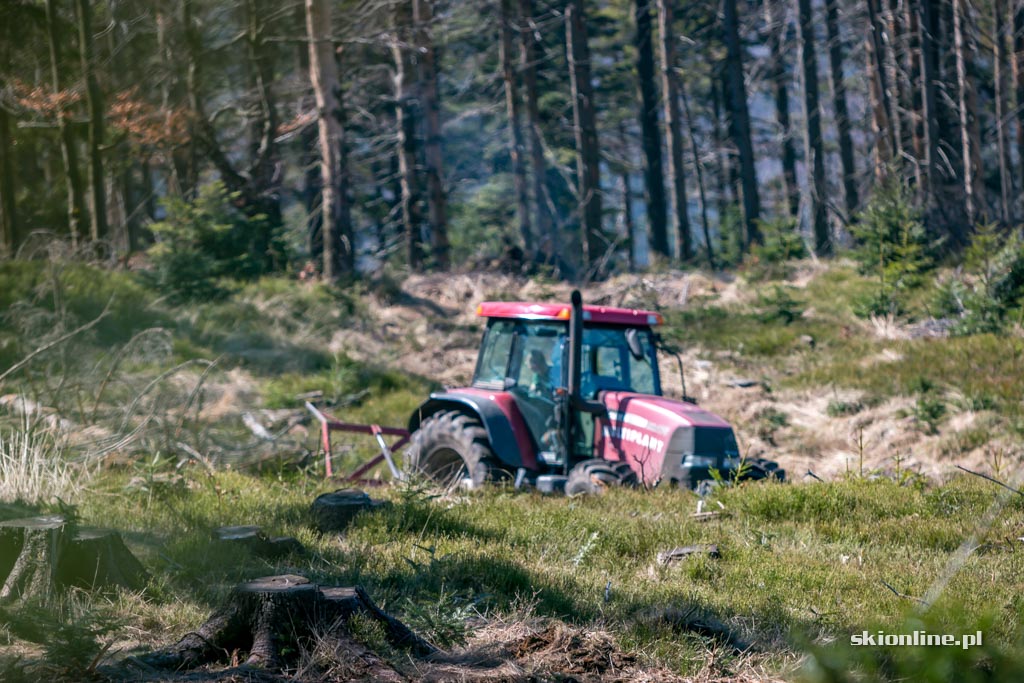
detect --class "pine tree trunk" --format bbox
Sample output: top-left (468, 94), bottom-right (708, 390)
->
top-left (657, 0), bottom-right (692, 261)
top-left (994, 0), bottom-right (1013, 223)
top-left (954, 0), bottom-right (981, 230)
top-left (518, 0), bottom-right (555, 261)
top-left (710, 74), bottom-right (734, 229)
top-left (45, 0), bottom-right (86, 248)
top-left (885, 0), bottom-right (906, 173)
top-left (798, 0), bottom-right (830, 253)
top-left (825, 0), bottom-right (859, 218)
top-left (918, 0), bottom-right (941, 206)
top-left (722, 0), bottom-right (762, 246)
top-left (76, 0), bottom-right (108, 243)
top-left (566, 0), bottom-right (604, 276)
top-left (906, 0), bottom-right (926, 199)
top-left (680, 84), bottom-right (716, 270)
top-left (616, 121), bottom-right (637, 271)
top-left (1016, 0), bottom-right (1024, 217)
top-left (393, 4), bottom-right (425, 271)
top-left (635, 0), bottom-right (669, 259)
top-left (0, 89), bottom-right (16, 255)
top-left (866, 0), bottom-right (894, 178)
top-left (501, 0), bottom-right (532, 256)
top-left (413, 0), bottom-right (450, 270)
top-left (766, 0), bottom-right (800, 218)
top-left (306, 0), bottom-right (354, 281)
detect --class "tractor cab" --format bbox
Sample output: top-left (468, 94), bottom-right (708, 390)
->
top-left (404, 291), bottom-right (785, 494)
top-left (471, 302), bottom-right (663, 465)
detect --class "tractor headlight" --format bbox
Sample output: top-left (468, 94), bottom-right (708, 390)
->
top-left (682, 454), bottom-right (716, 468)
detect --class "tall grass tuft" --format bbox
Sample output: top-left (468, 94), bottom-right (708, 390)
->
top-left (0, 418), bottom-right (88, 505)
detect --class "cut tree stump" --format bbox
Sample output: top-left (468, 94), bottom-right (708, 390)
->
top-left (136, 574), bottom-right (436, 674)
top-left (0, 516), bottom-right (148, 604)
top-left (213, 525), bottom-right (304, 558)
top-left (311, 489), bottom-right (388, 533)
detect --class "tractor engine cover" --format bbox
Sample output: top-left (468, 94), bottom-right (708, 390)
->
top-left (594, 392), bottom-right (776, 488)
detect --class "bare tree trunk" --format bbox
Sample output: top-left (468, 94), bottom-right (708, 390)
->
top-left (681, 84), bottom-right (715, 270)
top-left (657, 0), bottom-right (692, 261)
top-left (617, 121), bottom-right (636, 271)
top-left (306, 0), bottom-right (355, 281)
top-left (635, 0), bottom-right (669, 259)
top-left (798, 0), bottom-right (830, 253)
top-left (518, 0), bottom-right (555, 261)
top-left (566, 0), bottom-right (603, 275)
top-left (393, 4), bottom-right (425, 271)
top-left (954, 0), bottom-right (981, 229)
top-left (710, 73), bottom-right (734, 229)
top-left (413, 0), bottom-right (449, 270)
top-left (75, 0), bottom-right (108, 242)
top-left (1016, 0), bottom-right (1024, 217)
top-left (886, 0), bottom-right (906, 173)
top-left (501, 0), bottom-right (532, 256)
top-left (0, 88), bottom-right (15, 255)
top-left (45, 0), bottom-right (86, 248)
top-left (866, 0), bottom-right (894, 178)
top-left (906, 0), bottom-right (926, 199)
top-left (825, 0), bottom-right (859, 218)
top-left (765, 0), bottom-right (799, 218)
top-left (918, 0), bottom-right (941, 209)
top-left (722, 0), bottom-right (761, 246)
top-left (994, 0), bottom-right (1013, 223)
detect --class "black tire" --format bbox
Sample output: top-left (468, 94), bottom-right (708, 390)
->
top-left (565, 458), bottom-right (638, 496)
top-left (404, 411), bottom-right (510, 489)
top-left (742, 458), bottom-right (786, 483)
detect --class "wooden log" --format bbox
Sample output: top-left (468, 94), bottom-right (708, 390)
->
top-left (310, 489), bottom-right (388, 533)
top-left (137, 574), bottom-right (436, 674)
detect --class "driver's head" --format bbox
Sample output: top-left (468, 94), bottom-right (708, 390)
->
top-left (529, 350), bottom-right (548, 373)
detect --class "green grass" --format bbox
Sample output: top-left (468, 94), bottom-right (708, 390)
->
top-left (3, 471), bottom-right (1017, 679)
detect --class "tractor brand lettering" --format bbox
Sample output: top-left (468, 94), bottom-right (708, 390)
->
top-left (603, 424), bottom-right (665, 454)
top-left (607, 410), bottom-right (672, 436)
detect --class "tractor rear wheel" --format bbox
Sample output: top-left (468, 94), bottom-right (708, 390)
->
top-left (404, 411), bottom-right (510, 490)
top-left (565, 458), bottom-right (638, 496)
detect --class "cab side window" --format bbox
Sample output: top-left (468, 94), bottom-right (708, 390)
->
top-left (473, 320), bottom-right (515, 387)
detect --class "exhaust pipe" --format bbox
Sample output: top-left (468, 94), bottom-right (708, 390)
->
top-left (563, 290), bottom-right (605, 473)
top-left (568, 290), bottom-right (583, 402)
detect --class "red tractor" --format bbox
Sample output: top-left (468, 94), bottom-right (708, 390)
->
top-left (403, 291), bottom-right (784, 494)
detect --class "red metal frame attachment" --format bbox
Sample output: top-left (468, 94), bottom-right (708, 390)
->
top-left (305, 401), bottom-right (410, 483)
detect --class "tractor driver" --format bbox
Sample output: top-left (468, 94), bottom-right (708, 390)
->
top-left (528, 349), bottom-right (553, 398)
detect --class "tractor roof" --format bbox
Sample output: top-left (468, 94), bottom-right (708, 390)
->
top-left (476, 301), bottom-right (663, 326)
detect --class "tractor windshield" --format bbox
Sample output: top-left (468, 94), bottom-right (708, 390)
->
top-left (473, 318), bottom-right (660, 397)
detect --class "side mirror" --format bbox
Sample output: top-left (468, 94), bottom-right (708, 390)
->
top-left (624, 328), bottom-right (645, 361)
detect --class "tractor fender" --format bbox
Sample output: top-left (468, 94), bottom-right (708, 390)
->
top-left (408, 390), bottom-right (538, 470)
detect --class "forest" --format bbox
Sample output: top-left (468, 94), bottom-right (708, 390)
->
top-left (1, 0), bottom-right (1022, 279)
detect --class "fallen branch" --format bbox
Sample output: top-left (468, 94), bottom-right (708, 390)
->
top-left (955, 465), bottom-right (1024, 497)
top-left (881, 579), bottom-right (928, 606)
top-left (0, 301), bottom-right (111, 385)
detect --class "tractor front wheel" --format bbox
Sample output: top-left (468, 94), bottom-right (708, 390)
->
top-left (565, 458), bottom-right (638, 496)
top-left (404, 411), bottom-right (509, 489)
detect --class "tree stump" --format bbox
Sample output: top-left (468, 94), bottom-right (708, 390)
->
top-left (0, 516), bottom-right (148, 604)
top-left (137, 574), bottom-right (436, 675)
top-left (213, 525), bottom-right (304, 559)
top-left (311, 489), bottom-right (388, 533)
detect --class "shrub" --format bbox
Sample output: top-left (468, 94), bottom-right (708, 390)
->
top-left (850, 179), bottom-right (932, 317)
top-left (749, 215), bottom-right (807, 279)
top-left (933, 224), bottom-right (1024, 335)
top-left (757, 285), bottom-right (804, 324)
top-left (145, 182), bottom-right (285, 301)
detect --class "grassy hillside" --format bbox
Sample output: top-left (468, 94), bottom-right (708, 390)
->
top-left (1, 259), bottom-right (1023, 681)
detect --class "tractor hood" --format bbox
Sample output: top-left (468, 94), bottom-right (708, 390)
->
top-left (594, 391), bottom-right (739, 486)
